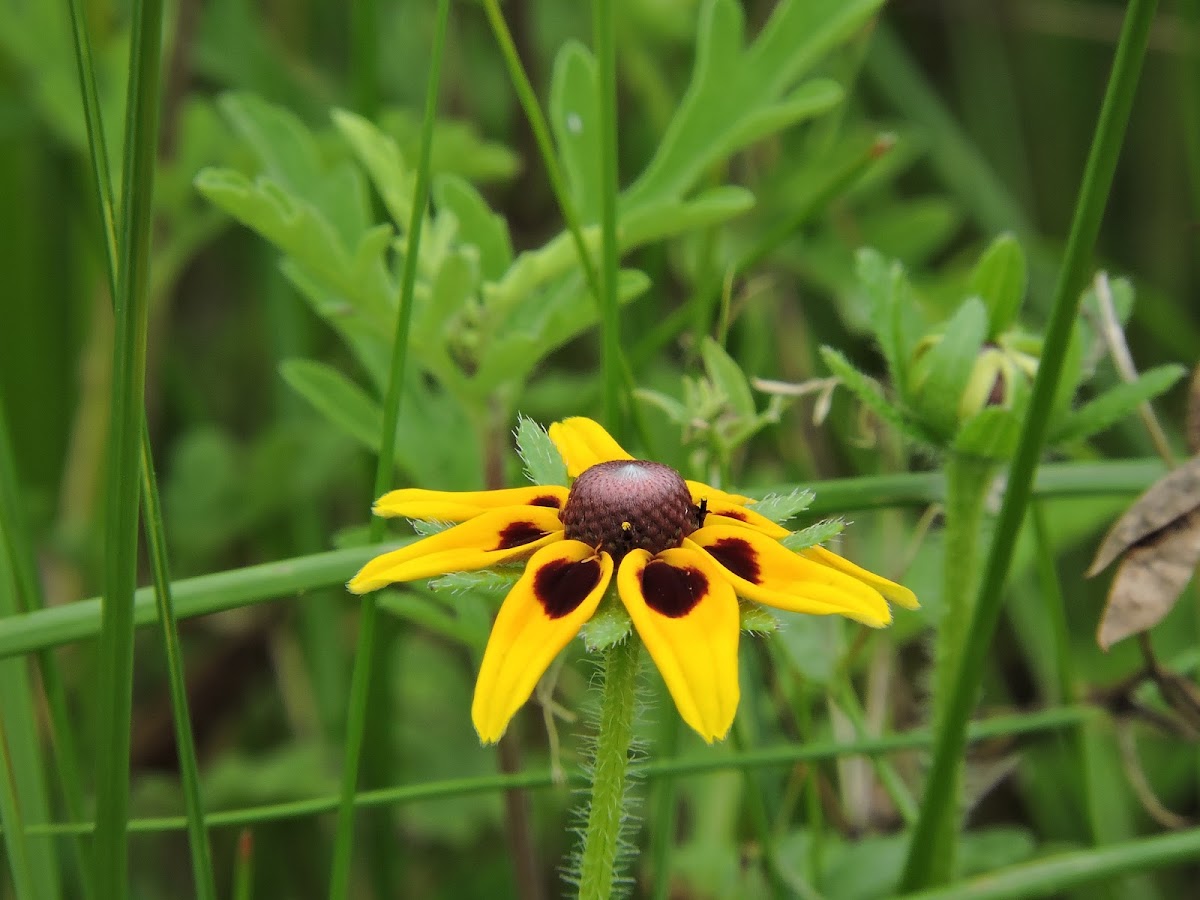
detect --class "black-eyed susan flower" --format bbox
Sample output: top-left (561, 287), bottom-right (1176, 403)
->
top-left (348, 417), bottom-right (917, 743)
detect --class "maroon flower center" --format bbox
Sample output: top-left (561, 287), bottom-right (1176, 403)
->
top-left (560, 460), bottom-right (696, 560)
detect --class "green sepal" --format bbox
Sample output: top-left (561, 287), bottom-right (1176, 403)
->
top-left (954, 407), bottom-right (1022, 461)
top-left (515, 415), bottom-right (569, 487)
top-left (968, 233), bottom-right (1027, 339)
top-left (748, 489), bottom-right (815, 523)
top-left (581, 594), bottom-right (633, 652)
top-left (911, 297), bottom-right (988, 439)
top-left (781, 519), bottom-right (845, 551)
top-left (740, 603), bottom-right (779, 635)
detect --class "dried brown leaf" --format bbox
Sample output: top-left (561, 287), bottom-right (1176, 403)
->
top-left (1087, 455), bottom-right (1200, 577)
top-left (1097, 507), bottom-right (1200, 650)
top-left (1188, 364), bottom-right (1200, 456)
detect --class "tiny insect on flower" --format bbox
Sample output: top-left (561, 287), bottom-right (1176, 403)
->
top-left (348, 417), bottom-right (918, 744)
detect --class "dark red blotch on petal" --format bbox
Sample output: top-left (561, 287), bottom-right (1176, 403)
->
top-left (534, 558), bottom-right (602, 618)
top-left (496, 521), bottom-right (549, 550)
top-left (717, 509), bottom-right (748, 522)
top-left (529, 494), bottom-right (563, 509)
top-left (641, 560), bottom-right (707, 618)
top-left (705, 537), bottom-right (762, 584)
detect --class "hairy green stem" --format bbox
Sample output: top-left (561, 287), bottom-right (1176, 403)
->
top-left (925, 454), bottom-right (995, 872)
top-left (578, 638), bottom-right (641, 899)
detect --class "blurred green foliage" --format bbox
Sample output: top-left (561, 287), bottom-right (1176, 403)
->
top-left (2, 0), bottom-right (1199, 897)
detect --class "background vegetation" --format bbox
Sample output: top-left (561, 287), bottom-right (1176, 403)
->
top-left (1, 0), bottom-right (1199, 897)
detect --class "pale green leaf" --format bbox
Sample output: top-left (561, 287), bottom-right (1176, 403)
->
top-left (1051, 365), bottom-right (1186, 447)
top-left (701, 337), bottom-right (756, 418)
top-left (515, 416), bottom-right (568, 488)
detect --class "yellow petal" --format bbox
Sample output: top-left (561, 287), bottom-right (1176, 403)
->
top-left (702, 498), bottom-right (790, 539)
top-left (801, 545), bottom-right (919, 609)
top-left (686, 523), bottom-right (891, 627)
top-left (472, 542), bottom-right (613, 743)
top-left (373, 485), bottom-right (569, 522)
top-left (686, 480), bottom-right (753, 508)
top-left (617, 548), bottom-right (740, 743)
top-left (548, 417), bottom-right (633, 477)
top-left (347, 507), bottom-right (564, 593)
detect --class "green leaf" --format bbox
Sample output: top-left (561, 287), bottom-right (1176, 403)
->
top-left (747, 489), bottom-right (815, 523)
top-left (219, 92), bottom-right (370, 247)
top-left (621, 186), bottom-right (755, 248)
top-left (332, 107), bottom-right (414, 231)
top-left (515, 415), bottom-right (568, 488)
top-left (475, 269), bottom-right (649, 391)
top-left (819, 347), bottom-right (936, 447)
top-left (968, 233), bottom-right (1027, 338)
top-left (855, 248), bottom-right (919, 400)
top-left (280, 359), bottom-right (383, 453)
top-left (954, 407), bottom-right (1022, 461)
top-left (632, 388), bottom-right (690, 424)
top-left (549, 41), bottom-right (602, 222)
top-left (912, 297), bottom-right (988, 438)
top-left (433, 174), bottom-right (512, 281)
top-left (625, 0), bottom-right (886, 209)
top-left (1051, 364), bottom-right (1186, 446)
top-left (195, 169), bottom-right (395, 333)
top-left (701, 337), bottom-right (756, 418)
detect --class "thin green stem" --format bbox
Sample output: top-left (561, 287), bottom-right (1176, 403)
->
top-left (902, 827), bottom-right (1200, 900)
top-left (649, 711), bottom-right (680, 900)
top-left (0, 720), bottom-right (37, 898)
top-left (0, 387), bottom-right (80, 899)
top-left (832, 677), bottom-right (918, 825)
top-left (93, 0), bottom-right (165, 895)
top-left (328, 1), bottom-right (450, 896)
top-left (16, 706), bottom-right (1092, 838)
top-left (232, 830), bottom-right (255, 900)
top-left (898, 0), bottom-right (1160, 889)
top-left (577, 638), bottom-right (641, 900)
top-left (139, 432), bottom-right (217, 899)
top-left (593, 0), bottom-right (623, 432)
top-left (731, 721), bottom-right (789, 900)
top-left (1031, 502), bottom-right (1107, 867)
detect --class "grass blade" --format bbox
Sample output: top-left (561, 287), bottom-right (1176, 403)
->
top-left (92, 0), bottom-right (166, 895)
top-left (898, 0), bottom-right (1161, 889)
top-left (328, 1), bottom-right (451, 896)
top-left (68, 0), bottom-right (217, 894)
top-left (592, 0), bottom-right (622, 431)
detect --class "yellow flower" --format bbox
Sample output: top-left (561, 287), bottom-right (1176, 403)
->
top-left (348, 417), bottom-right (917, 744)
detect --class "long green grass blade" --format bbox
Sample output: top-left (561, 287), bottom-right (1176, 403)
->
top-left (92, 0), bottom-right (166, 895)
top-left (898, 0), bottom-right (1160, 889)
top-left (478, 0), bottom-right (605, 327)
top-left (13, 705), bottom-right (1089, 836)
top-left (0, 398), bottom-right (75, 897)
top-left (592, 0), bottom-right (622, 431)
top-left (68, 0), bottom-right (217, 894)
top-left (328, 1), bottom-right (451, 896)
